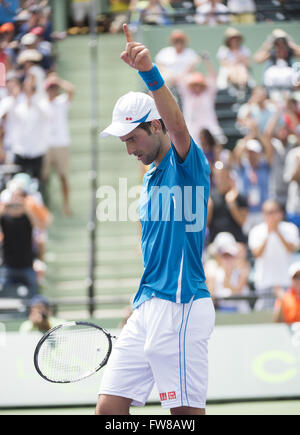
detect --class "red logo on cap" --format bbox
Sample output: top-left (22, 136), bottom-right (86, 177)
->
top-left (0, 63), bottom-right (6, 88)
top-left (126, 117), bottom-right (133, 121)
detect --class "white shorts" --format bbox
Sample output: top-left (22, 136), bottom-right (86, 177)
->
top-left (99, 297), bottom-right (215, 409)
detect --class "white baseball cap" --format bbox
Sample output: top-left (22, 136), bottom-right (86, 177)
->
top-left (246, 139), bottom-right (263, 154)
top-left (213, 232), bottom-right (239, 257)
top-left (289, 262), bottom-right (300, 279)
top-left (101, 92), bottom-right (161, 138)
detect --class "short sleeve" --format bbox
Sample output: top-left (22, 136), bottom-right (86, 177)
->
top-left (171, 137), bottom-right (211, 183)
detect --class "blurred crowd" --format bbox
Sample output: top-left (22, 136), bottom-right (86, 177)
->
top-left (0, 0), bottom-right (74, 306)
top-left (150, 22), bottom-right (300, 322)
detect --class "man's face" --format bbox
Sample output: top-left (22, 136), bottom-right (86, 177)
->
top-left (120, 124), bottom-right (162, 166)
top-left (263, 203), bottom-right (282, 226)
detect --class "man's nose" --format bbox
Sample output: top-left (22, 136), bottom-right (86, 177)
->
top-left (126, 144), bottom-right (136, 156)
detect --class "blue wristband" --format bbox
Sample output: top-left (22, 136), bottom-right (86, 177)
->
top-left (138, 64), bottom-right (165, 92)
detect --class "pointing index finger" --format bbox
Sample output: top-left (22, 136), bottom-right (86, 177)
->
top-left (123, 23), bottom-right (134, 43)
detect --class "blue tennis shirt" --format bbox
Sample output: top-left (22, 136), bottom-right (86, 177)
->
top-left (133, 137), bottom-right (211, 309)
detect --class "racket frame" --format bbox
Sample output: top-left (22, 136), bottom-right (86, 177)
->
top-left (34, 321), bottom-right (114, 384)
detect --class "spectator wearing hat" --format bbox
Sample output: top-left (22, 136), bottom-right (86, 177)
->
top-left (19, 295), bottom-right (64, 334)
top-left (249, 200), bottom-right (300, 311)
top-left (284, 126), bottom-right (300, 228)
top-left (254, 29), bottom-right (300, 92)
top-left (43, 75), bottom-right (74, 217)
top-left (234, 137), bottom-right (270, 232)
top-left (17, 48), bottom-right (46, 96)
top-left (227, 0), bottom-right (256, 24)
top-left (205, 232), bottom-right (251, 313)
top-left (155, 30), bottom-right (199, 106)
top-left (195, 0), bottom-right (230, 26)
top-left (217, 27), bottom-right (252, 90)
top-left (177, 53), bottom-right (224, 144)
top-left (274, 263), bottom-right (300, 324)
top-left (208, 160), bottom-right (248, 245)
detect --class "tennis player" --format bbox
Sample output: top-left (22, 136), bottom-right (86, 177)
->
top-left (96, 24), bottom-right (215, 416)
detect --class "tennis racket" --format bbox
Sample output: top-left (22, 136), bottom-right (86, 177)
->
top-left (34, 321), bottom-right (116, 384)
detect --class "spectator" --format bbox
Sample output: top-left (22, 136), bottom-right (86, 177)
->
top-left (234, 138), bottom-right (270, 232)
top-left (254, 29), bottom-right (300, 92)
top-left (155, 29), bottom-right (199, 104)
top-left (17, 48), bottom-right (46, 96)
top-left (237, 86), bottom-right (276, 135)
top-left (217, 27), bottom-right (252, 91)
top-left (140, 0), bottom-right (171, 25)
top-left (43, 75), bottom-right (74, 217)
top-left (227, 0), bottom-right (256, 24)
top-left (205, 232), bottom-right (251, 313)
top-left (195, 0), bottom-right (230, 26)
top-left (0, 74), bottom-right (22, 163)
top-left (207, 160), bottom-right (248, 245)
top-left (254, 29), bottom-right (300, 67)
top-left (273, 262), bottom-right (300, 324)
top-left (70, 0), bottom-right (90, 32)
top-left (0, 72), bottom-right (50, 184)
top-left (284, 125), bottom-right (300, 228)
top-left (19, 295), bottom-right (64, 334)
top-left (263, 108), bottom-right (292, 209)
top-left (0, 186), bottom-right (50, 297)
top-left (248, 199), bottom-right (300, 311)
top-left (283, 98), bottom-right (300, 134)
top-left (178, 53), bottom-right (224, 144)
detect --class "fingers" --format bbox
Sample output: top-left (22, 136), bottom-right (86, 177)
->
top-left (123, 23), bottom-right (133, 43)
top-left (121, 44), bottom-right (147, 68)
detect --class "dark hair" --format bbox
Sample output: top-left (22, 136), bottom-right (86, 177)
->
top-left (138, 120), bottom-right (167, 135)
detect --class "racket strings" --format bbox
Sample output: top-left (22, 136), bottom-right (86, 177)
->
top-left (38, 325), bottom-right (110, 383)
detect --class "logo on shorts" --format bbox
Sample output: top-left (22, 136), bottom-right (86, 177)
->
top-left (160, 393), bottom-right (167, 402)
top-left (168, 391), bottom-right (177, 400)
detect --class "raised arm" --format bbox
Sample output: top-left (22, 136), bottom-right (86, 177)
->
top-left (121, 24), bottom-right (191, 161)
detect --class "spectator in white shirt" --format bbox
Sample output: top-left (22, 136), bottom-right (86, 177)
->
top-left (155, 30), bottom-right (199, 106)
top-left (227, 0), bottom-right (256, 24)
top-left (217, 27), bottom-right (252, 90)
top-left (249, 199), bottom-right (300, 311)
top-left (0, 73), bottom-right (50, 184)
top-left (195, 0), bottom-right (230, 26)
top-left (42, 75), bottom-right (74, 217)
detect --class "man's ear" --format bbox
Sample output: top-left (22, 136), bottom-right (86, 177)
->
top-left (151, 119), bottom-right (162, 134)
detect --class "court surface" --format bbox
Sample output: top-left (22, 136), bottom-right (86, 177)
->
top-left (0, 400), bottom-right (299, 415)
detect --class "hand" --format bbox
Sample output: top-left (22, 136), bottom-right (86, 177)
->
top-left (225, 188), bottom-right (239, 207)
top-left (120, 24), bottom-right (153, 72)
